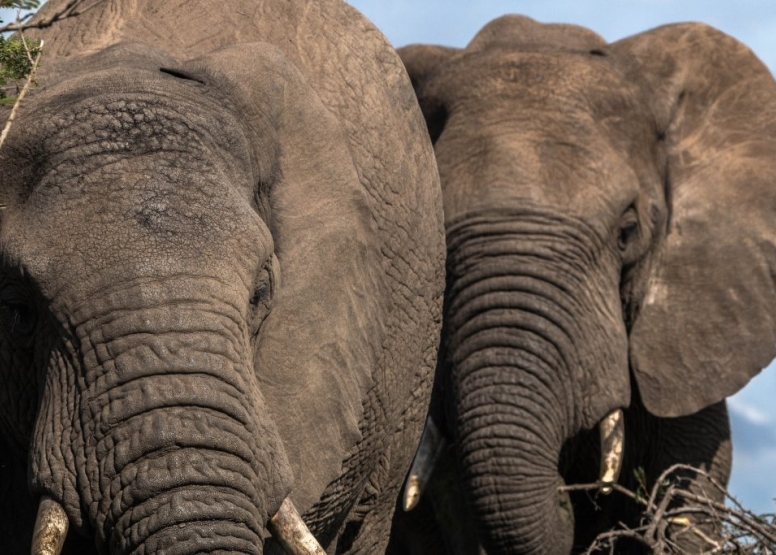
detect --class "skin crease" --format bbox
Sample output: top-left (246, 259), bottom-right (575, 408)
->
top-left (394, 15), bottom-right (776, 555)
top-left (0, 1), bottom-right (445, 554)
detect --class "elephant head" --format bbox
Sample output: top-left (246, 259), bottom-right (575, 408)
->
top-left (0, 1), bottom-right (444, 553)
top-left (399, 15), bottom-right (776, 554)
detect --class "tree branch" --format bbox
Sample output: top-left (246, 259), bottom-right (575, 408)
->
top-left (0, 0), bottom-right (105, 34)
top-left (560, 464), bottom-right (776, 553)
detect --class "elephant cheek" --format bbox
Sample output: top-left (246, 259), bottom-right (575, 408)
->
top-left (29, 292), bottom-right (293, 554)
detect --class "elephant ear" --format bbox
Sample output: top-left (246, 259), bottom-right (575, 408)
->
top-left (614, 24), bottom-right (776, 417)
top-left (165, 43), bottom-right (385, 511)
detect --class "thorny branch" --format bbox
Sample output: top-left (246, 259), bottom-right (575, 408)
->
top-left (560, 464), bottom-right (776, 554)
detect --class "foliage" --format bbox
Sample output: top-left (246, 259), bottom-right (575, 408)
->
top-left (0, 34), bottom-right (42, 102)
top-left (0, 1), bottom-right (41, 13)
top-left (0, 1), bottom-right (44, 149)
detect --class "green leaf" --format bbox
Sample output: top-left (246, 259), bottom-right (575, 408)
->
top-left (0, 1), bottom-right (41, 10)
top-left (632, 467), bottom-right (649, 504)
top-left (0, 35), bottom-right (42, 100)
top-left (0, 35), bottom-right (42, 78)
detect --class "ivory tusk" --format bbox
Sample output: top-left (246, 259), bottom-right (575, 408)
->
top-left (31, 497), bottom-right (69, 555)
top-left (403, 416), bottom-right (447, 512)
top-left (599, 408), bottom-right (624, 495)
top-left (268, 497), bottom-right (326, 555)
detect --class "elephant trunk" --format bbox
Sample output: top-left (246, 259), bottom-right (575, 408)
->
top-left (30, 280), bottom-right (293, 554)
top-left (450, 299), bottom-right (574, 555)
top-left (444, 212), bottom-right (627, 555)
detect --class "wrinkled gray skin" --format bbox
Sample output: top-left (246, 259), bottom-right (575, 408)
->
top-left (396, 15), bottom-right (776, 555)
top-left (0, 1), bottom-right (445, 554)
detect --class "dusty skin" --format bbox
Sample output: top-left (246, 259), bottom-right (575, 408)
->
top-left (0, 0), bottom-right (445, 553)
top-left (396, 14), bottom-right (776, 555)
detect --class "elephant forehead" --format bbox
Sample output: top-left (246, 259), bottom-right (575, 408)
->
top-left (425, 49), bottom-right (639, 111)
top-left (1, 64), bottom-right (268, 204)
top-left (29, 101), bottom-right (246, 186)
top-left (437, 130), bottom-right (643, 230)
top-left (426, 50), bottom-right (658, 223)
top-left (5, 163), bottom-right (271, 302)
top-left (0, 98), bottom-right (272, 301)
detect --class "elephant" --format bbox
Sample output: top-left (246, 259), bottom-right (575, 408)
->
top-left (395, 14), bottom-right (776, 555)
top-left (0, 0), bottom-right (445, 553)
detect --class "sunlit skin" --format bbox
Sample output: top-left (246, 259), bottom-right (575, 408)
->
top-left (0, 1), bottom-right (444, 554)
top-left (398, 15), bottom-right (776, 555)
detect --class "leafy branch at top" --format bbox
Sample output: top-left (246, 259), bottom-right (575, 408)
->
top-left (0, 0), bottom-right (44, 151)
top-left (1, 0), bottom-right (43, 101)
top-left (0, 1), bottom-right (41, 12)
top-left (0, 0), bottom-right (41, 28)
top-left (0, 0), bottom-right (104, 34)
top-left (1, 34), bottom-right (43, 102)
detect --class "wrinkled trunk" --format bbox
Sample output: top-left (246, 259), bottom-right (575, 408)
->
top-left (444, 211), bottom-right (627, 555)
top-left (30, 279), bottom-right (292, 554)
top-left (449, 283), bottom-right (575, 555)
top-left (454, 347), bottom-right (573, 554)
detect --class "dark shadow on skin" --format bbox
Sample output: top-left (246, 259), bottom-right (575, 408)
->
top-left (388, 445), bottom-right (484, 555)
top-left (564, 382), bottom-right (729, 554)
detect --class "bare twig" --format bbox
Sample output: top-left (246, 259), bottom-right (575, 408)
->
top-left (581, 524), bottom-right (656, 555)
top-left (561, 464), bottom-right (776, 553)
top-left (18, 16), bottom-right (36, 63)
top-left (560, 480), bottom-right (643, 504)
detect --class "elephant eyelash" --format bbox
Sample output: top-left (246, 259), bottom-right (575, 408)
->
top-left (617, 206), bottom-right (640, 254)
top-left (0, 294), bottom-right (37, 339)
top-left (248, 265), bottom-right (274, 341)
top-left (250, 282), bottom-right (270, 306)
top-left (618, 222), bottom-right (639, 251)
top-left (249, 260), bottom-right (276, 309)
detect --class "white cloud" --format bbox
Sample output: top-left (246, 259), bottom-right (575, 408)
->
top-left (728, 396), bottom-right (772, 425)
top-left (728, 445), bottom-right (776, 514)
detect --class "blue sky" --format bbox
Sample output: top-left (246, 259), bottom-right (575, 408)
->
top-left (2, 0), bottom-right (775, 515)
top-left (346, 0), bottom-right (776, 515)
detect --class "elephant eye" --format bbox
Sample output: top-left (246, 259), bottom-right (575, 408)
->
top-left (248, 259), bottom-right (276, 338)
top-left (618, 223), bottom-right (638, 251)
top-left (250, 281), bottom-right (270, 307)
top-left (617, 211), bottom-right (640, 253)
top-left (0, 287), bottom-right (37, 339)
